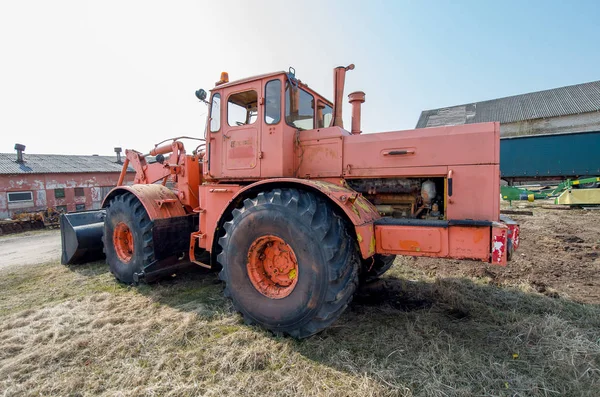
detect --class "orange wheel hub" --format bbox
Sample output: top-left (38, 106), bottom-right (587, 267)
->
top-left (247, 235), bottom-right (299, 299)
top-left (113, 222), bottom-right (134, 263)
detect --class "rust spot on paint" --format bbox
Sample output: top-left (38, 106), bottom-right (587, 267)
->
top-left (228, 140), bottom-right (254, 159)
top-left (354, 196), bottom-right (372, 212)
top-left (472, 228), bottom-right (485, 243)
top-left (370, 235), bottom-right (376, 255)
top-left (325, 148), bottom-right (339, 159)
top-left (399, 240), bottom-right (421, 251)
top-left (312, 180), bottom-right (346, 193)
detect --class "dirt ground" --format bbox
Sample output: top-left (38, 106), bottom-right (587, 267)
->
top-left (0, 208), bottom-right (598, 300)
top-left (0, 230), bottom-right (61, 270)
top-left (1, 206), bottom-right (597, 301)
top-left (403, 205), bottom-right (600, 304)
top-left (0, 206), bottom-right (599, 396)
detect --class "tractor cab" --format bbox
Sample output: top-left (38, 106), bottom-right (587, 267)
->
top-left (202, 70), bottom-right (335, 181)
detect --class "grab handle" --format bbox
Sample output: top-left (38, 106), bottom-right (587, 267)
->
top-left (383, 149), bottom-right (415, 156)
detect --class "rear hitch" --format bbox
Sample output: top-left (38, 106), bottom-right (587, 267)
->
top-left (506, 238), bottom-right (514, 261)
top-left (499, 214), bottom-right (520, 262)
top-left (133, 271), bottom-right (146, 284)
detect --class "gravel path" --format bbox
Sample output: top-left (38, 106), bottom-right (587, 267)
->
top-left (0, 230), bottom-right (61, 270)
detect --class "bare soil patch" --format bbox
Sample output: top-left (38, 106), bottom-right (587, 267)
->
top-left (406, 206), bottom-right (600, 304)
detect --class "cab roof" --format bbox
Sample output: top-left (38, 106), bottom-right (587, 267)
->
top-left (210, 70), bottom-right (333, 106)
top-left (210, 71), bottom-right (285, 91)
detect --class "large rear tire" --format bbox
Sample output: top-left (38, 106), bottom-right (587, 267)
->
top-left (217, 188), bottom-right (359, 338)
top-left (103, 193), bottom-right (154, 284)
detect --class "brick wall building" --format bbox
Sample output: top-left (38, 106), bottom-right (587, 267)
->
top-left (0, 147), bottom-right (132, 219)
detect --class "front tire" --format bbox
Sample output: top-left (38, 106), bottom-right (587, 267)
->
top-left (103, 193), bottom-right (154, 284)
top-left (217, 188), bottom-right (359, 338)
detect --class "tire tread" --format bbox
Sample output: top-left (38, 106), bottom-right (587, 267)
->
top-left (218, 188), bottom-right (359, 338)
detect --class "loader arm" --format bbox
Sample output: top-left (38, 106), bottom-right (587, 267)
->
top-left (117, 141), bottom-right (202, 211)
top-left (119, 149), bottom-right (171, 186)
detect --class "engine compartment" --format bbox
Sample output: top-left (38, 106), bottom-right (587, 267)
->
top-left (347, 178), bottom-right (446, 220)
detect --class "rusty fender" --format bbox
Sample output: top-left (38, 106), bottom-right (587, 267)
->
top-left (102, 184), bottom-right (187, 220)
top-left (222, 179), bottom-right (381, 259)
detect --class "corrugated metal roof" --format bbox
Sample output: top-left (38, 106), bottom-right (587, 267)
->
top-left (416, 80), bottom-right (600, 128)
top-left (0, 153), bottom-right (133, 175)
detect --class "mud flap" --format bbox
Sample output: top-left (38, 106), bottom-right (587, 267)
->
top-left (151, 215), bottom-right (196, 262)
top-left (133, 215), bottom-right (199, 282)
top-left (60, 210), bottom-right (106, 265)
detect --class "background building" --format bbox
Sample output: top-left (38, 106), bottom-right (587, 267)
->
top-left (416, 80), bottom-right (600, 137)
top-left (416, 80), bottom-right (600, 183)
top-left (0, 146), bottom-right (132, 219)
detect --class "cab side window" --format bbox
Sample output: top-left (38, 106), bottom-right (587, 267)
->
top-left (285, 84), bottom-right (314, 130)
top-left (265, 79), bottom-right (281, 124)
top-left (316, 101), bottom-right (333, 128)
top-left (210, 94), bottom-right (221, 132)
top-left (228, 90), bottom-right (258, 127)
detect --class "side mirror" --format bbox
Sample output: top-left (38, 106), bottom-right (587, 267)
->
top-left (195, 89), bottom-right (207, 102)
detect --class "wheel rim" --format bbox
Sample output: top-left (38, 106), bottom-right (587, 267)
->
top-left (247, 235), bottom-right (299, 299)
top-left (113, 222), bottom-right (134, 263)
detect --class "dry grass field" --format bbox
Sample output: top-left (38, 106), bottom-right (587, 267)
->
top-left (1, 208), bottom-right (599, 396)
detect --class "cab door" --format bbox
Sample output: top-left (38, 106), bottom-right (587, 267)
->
top-left (221, 83), bottom-right (261, 178)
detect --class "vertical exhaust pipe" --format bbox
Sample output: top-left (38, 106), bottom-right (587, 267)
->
top-left (332, 64), bottom-right (354, 128)
top-left (348, 91), bottom-right (365, 135)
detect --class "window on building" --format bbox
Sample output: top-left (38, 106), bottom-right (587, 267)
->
top-left (7, 191), bottom-right (33, 202)
top-left (210, 93), bottom-right (221, 132)
top-left (56, 205), bottom-right (68, 213)
top-left (228, 90), bottom-right (258, 127)
top-left (54, 188), bottom-right (65, 199)
top-left (74, 187), bottom-right (85, 197)
top-left (285, 84), bottom-right (314, 130)
top-left (75, 203), bottom-right (86, 211)
top-left (265, 79), bottom-right (281, 125)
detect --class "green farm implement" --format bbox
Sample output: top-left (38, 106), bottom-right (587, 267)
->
top-left (501, 177), bottom-right (600, 206)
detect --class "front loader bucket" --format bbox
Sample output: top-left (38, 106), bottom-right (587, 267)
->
top-left (60, 210), bottom-right (106, 265)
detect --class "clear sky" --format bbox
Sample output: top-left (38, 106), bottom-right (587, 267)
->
top-left (1, 0), bottom-right (599, 155)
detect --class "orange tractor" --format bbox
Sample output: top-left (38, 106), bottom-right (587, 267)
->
top-left (61, 65), bottom-right (519, 338)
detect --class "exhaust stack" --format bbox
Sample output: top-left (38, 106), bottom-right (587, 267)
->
top-left (114, 147), bottom-right (122, 164)
top-left (348, 91), bottom-right (365, 135)
top-left (332, 64), bottom-right (354, 128)
top-left (14, 143), bottom-right (25, 163)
